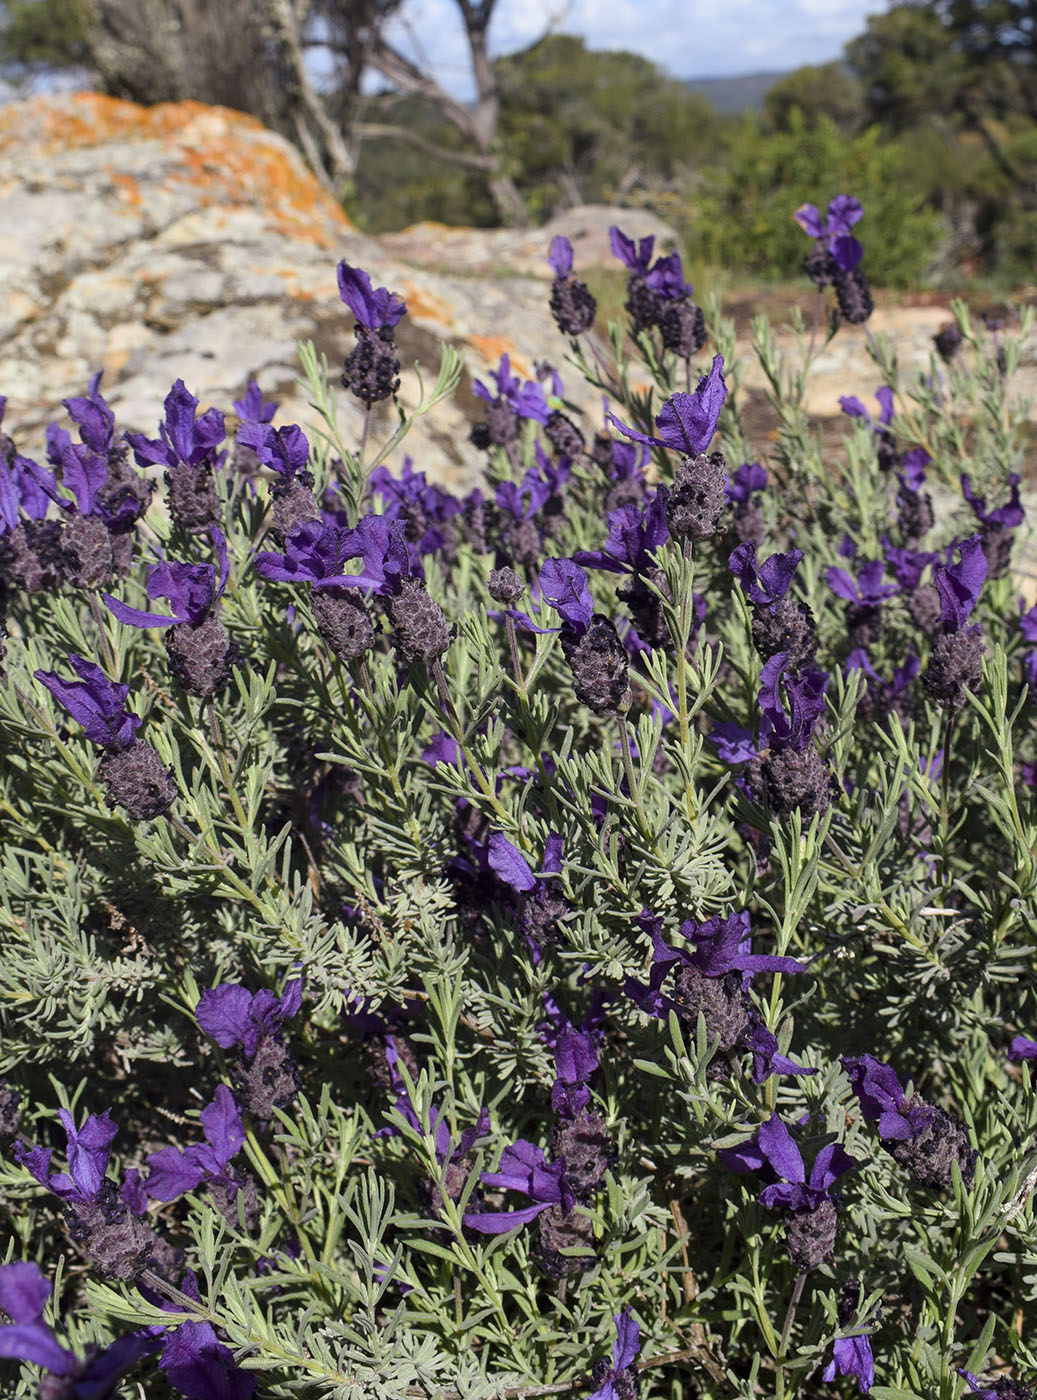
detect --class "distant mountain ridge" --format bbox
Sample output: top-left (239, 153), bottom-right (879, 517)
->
top-left (681, 69), bottom-right (788, 113)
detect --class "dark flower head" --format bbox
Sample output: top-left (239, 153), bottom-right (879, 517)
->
top-left (104, 526), bottom-right (228, 628)
top-left (34, 655), bottom-right (141, 750)
top-left (934, 533), bottom-right (988, 630)
top-left (609, 355), bottom-right (726, 456)
top-left (834, 265), bottom-right (874, 323)
top-left (125, 379), bottom-right (226, 472)
top-left (336, 261), bottom-right (407, 331)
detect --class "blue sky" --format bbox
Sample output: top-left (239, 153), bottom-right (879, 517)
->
top-left (381, 0), bottom-right (891, 96)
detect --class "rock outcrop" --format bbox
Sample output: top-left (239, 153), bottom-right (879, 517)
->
top-left (0, 93), bottom-right (681, 488)
top-left (0, 92), bottom-right (1033, 494)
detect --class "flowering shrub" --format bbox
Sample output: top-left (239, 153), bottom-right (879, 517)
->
top-left (0, 206), bottom-right (1036, 1400)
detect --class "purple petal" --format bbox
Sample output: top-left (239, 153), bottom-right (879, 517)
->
top-left (0, 1261), bottom-right (50, 1324)
top-left (830, 234), bottom-right (863, 271)
top-left (792, 203), bottom-right (824, 238)
top-left (60, 1109), bottom-right (117, 1200)
top-left (487, 833), bottom-right (536, 892)
top-left (200, 1086), bottom-right (244, 1169)
top-left (548, 235), bottom-right (574, 276)
top-left (654, 356), bottom-right (726, 455)
top-left (144, 1145), bottom-right (209, 1201)
top-left (540, 557), bottom-right (594, 631)
top-left (103, 593), bottom-right (178, 628)
top-left (1009, 1035), bottom-right (1037, 1061)
top-left (159, 1320), bottom-right (257, 1400)
top-left (935, 533), bottom-right (988, 629)
top-left (826, 195), bottom-right (864, 234)
top-left (612, 1310), bottom-right (640, 1372)
top-left (196, 984), bottom-right (254, 1049)
top-left (756, 1114), bottom-right (805, 1184)
top-left (462, 1200), bottom-right (555, 1234)
top-left (0, 1320), bottom-right (76, 1375)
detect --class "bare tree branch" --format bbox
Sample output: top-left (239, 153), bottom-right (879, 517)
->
top-left (355, 119), bottom-right (497, 169)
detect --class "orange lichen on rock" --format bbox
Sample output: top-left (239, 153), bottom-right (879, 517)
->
top-left (397, 282), bottom-right (454, 326)
top-left (468, 334), bottom-right (528, 378)
top-left (0, 92), bottom-right (355, 244)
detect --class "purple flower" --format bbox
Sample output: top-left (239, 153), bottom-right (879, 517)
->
top-left (232, 380), bottom-right (278, 424)
top-left (472, 354), bottom-right (550, 425)
top-left (336, 261), bottom-right (406, 331)
top-left (370, 457), bottom-right (460, 557)
top-left (103, 527), bottom-right (229, 628)
top-left (726, 462), bottom-right (768, 504)
top-left (158, 1319), bottom-right (256, 1400)
top-left (721, 1114), bottom-right (856, 1212)
top-left (0, 1261), bottom-right (76, 1375)
top-left (0, 448), bottom-right (51, 531)
top-left (16, 1109), bottom-right (118, 1204)
top-left (144, 1086), bottom-right (244, 1202)
top-left (839, 386), bottom-right (894, 430)
top-left (62, 371), bottom-right (118, 457)
top-left (826, 559), bottom-right (897, 607)
top-left (794, 195), bottom-right (864, 271)
top-left (551, 1028), bottom-right (599, 1118)
top-left (729, 541), bottom-right (803, 608)
top-left (540, 557), bottom-right (594, 632)
top-left (609, 355), bottom-right (726, 456)
top-left (758, 654), bottom-right (829, 751)
top-left (236, 423), bottom-right (310, 481)
top-left (34, 655), bottom-right (141, 750)
top-left (588, 1310), bottom-right (641, 1400)
top-left (961, 472), bottom-right (1024, 528)
top-left (126, 380), bottom-right (226, 472)
top-left (196, 978), bottom-right (302, 1060)
top-left (821, 1280), bottom-right (876, 1392)
top-left (721, 1115), bottom-right (856, 1269)
top-left (573, 493), bottom-right (669, 576)
top-left (463, 1138), bottom-right (571, 1234)
top-left (1009, 1035), bottom-right (1037, 1061)
top-left (487, 833), bottom-right (537, 892)
top-left (255, 515), bottom-right (412, 596)
top-left (548, 235), bottom-right (574, 276)
top-left (609, 226), bottom-right (655, 274)
top-left (934, 534), bottom-right (988, 630)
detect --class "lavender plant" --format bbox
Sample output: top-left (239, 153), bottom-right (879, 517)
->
top-left (0, 209), bottom-right (1035, 1400)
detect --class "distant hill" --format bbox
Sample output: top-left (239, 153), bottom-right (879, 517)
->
top-left (682, 70), bottom-right (787, 114)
